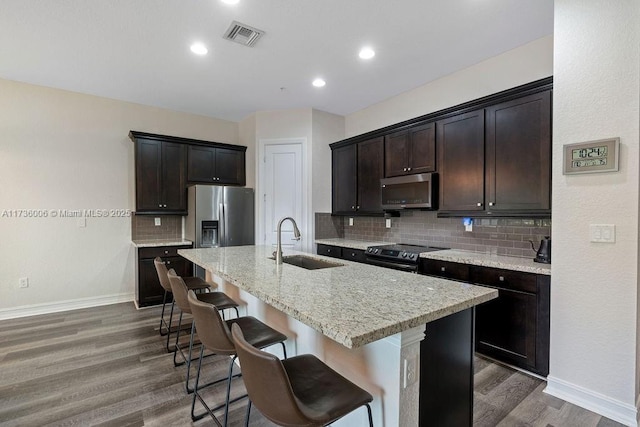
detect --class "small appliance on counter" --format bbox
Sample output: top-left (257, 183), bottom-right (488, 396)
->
top-left (530, 236), bottom-right (551, 264)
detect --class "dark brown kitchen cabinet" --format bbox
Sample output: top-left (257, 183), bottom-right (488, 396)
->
top-left (419, 259), bottom-right (550, 376)
top-left (384, 122), bottom-right (436, 177)
top-left (470, 267), bottom-right (550, 376)
top-left (317, 244), bottom-right (366, 263)
top-left (331, 137), bottom-right (384, 215)
top-left (137, 245), bottom-right (193, 307)
top-left (133, 136), bottom-right (187, 215)
top-left (437, 110), bottom-right (485, 211)
top-left (188, 145), bottom-right (246, 185)
top-left (485, 90), bottom-right (551, 211)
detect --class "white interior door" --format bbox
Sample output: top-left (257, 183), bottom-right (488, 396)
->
top-left (263, 143), bottom-right (303, 251)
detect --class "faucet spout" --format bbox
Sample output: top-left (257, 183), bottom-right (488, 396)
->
top-left (275, 217), bottom-right (301, 264)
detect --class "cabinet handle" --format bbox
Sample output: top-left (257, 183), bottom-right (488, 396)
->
top-left (159, 204), bottom-right (162, 208)
top-left (477, 202), bottom-right (483, 207)
top-left (499, 276), bottom-right (505, 281)
top-left (407, 167), bottom-right (412, 171)
top-left (327, 249), bottom-right (331, 253)
top-left (356, 205), bottom-right (360, 210)
top-left (441, 267), bottom-right (446, 272)
top-left (166, 261), bottom-right (171, 265)
top-left (164, 250), bottom-right (169, 254)
top-left (489, 202), bottom-right (495, 207)
top-left (403, 168), bottom-right (407, 172)
top-left (351, 206), bottom-right (355, 210)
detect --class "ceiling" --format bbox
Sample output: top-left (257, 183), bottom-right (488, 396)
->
top-left (0, 0), bottom-right (553, 122)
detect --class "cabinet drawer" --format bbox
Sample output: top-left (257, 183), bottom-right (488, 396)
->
top-left (138, 244), bottom-right (193, 259)
top-left (419, 259), bottom-right (469, 282)
top-left (342, 248), bottom-right (366, 263)
top-left (317, 244), bottom-right (342, 259)
top-left (470, 267), bottom-right (537, 293)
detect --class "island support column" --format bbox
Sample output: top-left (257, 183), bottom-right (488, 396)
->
top-left (420, 307), bottom-right (475, 426)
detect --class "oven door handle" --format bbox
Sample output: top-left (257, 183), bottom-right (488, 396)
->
top-left (365, 257), bottom-right (418, 272)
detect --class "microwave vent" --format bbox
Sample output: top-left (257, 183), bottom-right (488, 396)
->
top-left (223, 21), bottom-right (265, 47)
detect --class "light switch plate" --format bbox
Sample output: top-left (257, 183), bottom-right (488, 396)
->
top-left (590, 224), bottom-right (615, 243)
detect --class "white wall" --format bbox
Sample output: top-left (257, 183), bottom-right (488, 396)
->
top-left (0, 78), bottom-right (238, 316)
top-left (345, 35), bottom-right (554, 137)
top-left (546, 2), bottom-right (640, 425)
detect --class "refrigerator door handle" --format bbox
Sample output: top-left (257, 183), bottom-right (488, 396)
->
top-left (219, 203), bottom-right (226, 246)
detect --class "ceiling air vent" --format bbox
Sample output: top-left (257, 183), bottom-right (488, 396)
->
top-left (223, 21), bottom-right (265, 47)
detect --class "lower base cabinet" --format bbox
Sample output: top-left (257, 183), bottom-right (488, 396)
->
top-left (317, 244), bottom-right (366, 263)
top-left (137, 244), bottom-right (193, 307)
top-left (419, 259), bottom-right (550, 376)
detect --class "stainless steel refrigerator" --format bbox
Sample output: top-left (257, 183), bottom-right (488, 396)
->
top-left (185, 185), bottom-right (255, 278)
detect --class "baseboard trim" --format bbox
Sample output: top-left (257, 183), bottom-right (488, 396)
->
top-left (545, 375), bottom-right (638, 427)
top-left (0, 293), bottom-right (135, 320)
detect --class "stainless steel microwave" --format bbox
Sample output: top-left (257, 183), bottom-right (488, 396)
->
top-left (380, 173), bottom-right (438, 210)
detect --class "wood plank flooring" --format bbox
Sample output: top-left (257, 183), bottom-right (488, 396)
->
top-left (0, 303), bottom-right (627, 426)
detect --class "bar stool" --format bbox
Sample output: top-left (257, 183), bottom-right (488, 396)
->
top-left (167, 269), bottom-right (240, 393)
top-left (187, 289), bottom-right (288, 426)
top-left (155, 258), bottom-right (240, 353)
top-left (231, 323), bottom-right (374, 427)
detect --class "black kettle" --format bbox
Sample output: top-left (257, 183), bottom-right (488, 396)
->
top-left (530, 236), bottom-right (551, 264)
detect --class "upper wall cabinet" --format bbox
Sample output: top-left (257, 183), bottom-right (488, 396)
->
top-left (330, 77), bottom-right (553, 218)
top-left (384, 122), bottom-right (436, 177)
top-left (187, 145), bottom-right (246, 185)
top-left (437, 110), bottom-right (485, 211)
top-left (133, 136), bottom-right (187, 215)
top-left (130, 131), bottom-right (247, 215)
top-left (485, 91), bottom-right (551, 212)
top-left (332, 137), bottom-right (384, 215)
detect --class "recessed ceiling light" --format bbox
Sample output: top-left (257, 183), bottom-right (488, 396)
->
top-left (190, 43), bottom-right (208, 55)
top-left (359, 47), bottom-right (375, 60)
top-left (312, 78), bottom-right (326, 88)
top-left (221, 0), bottom-right (239, 4)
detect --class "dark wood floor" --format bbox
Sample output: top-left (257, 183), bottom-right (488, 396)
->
top-left (0, 303), bottom-right (626, 427)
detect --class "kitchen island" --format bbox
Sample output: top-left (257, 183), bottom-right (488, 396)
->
top-left (179, 245), bottom-right (497, 426)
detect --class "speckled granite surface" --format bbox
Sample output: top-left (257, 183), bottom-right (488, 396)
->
top-left (132, 239), bottom-right (193, 248)
top-left (178, 245), bottom-right (497, 348)
top-left (315, 238), bottom-right (391, 250)
top-left (420, 249), bottom-right (551, 275)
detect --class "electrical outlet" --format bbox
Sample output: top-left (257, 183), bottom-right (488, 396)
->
top-left (349, 218), bottom-right (354, 226)
top-left (385, 218), bottom-right (392, 228)
top-left (154, 217), bottom-right (161, 226)
top-left (19, 277), bottom-right (29, 288)
top-left (403, 356), bottom-right (418, 388)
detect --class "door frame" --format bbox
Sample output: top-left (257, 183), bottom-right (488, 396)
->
top-left (257, 138), bottom-right (311, 253)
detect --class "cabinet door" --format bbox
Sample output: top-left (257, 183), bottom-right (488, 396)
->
top-left (408, 123), bottom-right (436, 174)
top-left (138, 254), bottom-right (192, 307)
top-left (357, 137), bottom-right (384, 213)
top-left (216, 148), bottom-right (245, 185)
top-left (135, 139), bottom-right (162, 211)
top-left (187, 145), bottom-right (216, 183)
top-left (384, 130), bottom-right (409, 177)
top-left (475, 286), bottom-right (538, 371)
top-left (486, 91), bottom-right (551, 211)
top-left (162, 142), bottom-right (187, 213)
top-left (437, 110), bottom-right (485, 211)
top-left (332, 144), bottom-right (357, 214)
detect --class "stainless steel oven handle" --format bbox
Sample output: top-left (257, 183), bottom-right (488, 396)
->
top-left (365, 257), bottom-right (418, 272)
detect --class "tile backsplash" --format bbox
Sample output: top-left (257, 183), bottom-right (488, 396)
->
top-left (131, 215), bottom-right (182, 240)
top-left (315, 211), bottom-right (551, 258)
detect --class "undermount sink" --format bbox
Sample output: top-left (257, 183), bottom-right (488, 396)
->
top-left (270, 255), bottom-right (344, 270)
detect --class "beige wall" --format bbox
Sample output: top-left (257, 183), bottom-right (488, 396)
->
top-left (0, 78), bottom-right (238, 315)
top-left (345, 35), bottom-right (554, 137)
top-left (547, 1), bottom-right (640, 424)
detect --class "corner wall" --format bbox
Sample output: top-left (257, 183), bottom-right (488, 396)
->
top-left (0, 78), bottom-right (238, 317)
top-left (547, 2), bottom-right (640, 425)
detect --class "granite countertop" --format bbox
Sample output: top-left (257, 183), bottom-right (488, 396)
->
top-left (420, 249), bottom-right (551, 275)
top-left (315, 238), bottom-right (392, 250)
top-left (314, 238), bottom-right (551, 276)
top-left (132, 239), bottom-right (193, 248)
top-left (178, 245), bottom-right (497, 349)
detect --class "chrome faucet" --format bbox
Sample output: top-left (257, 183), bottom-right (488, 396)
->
top-left (274, 217), bottom-right (301, 264)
